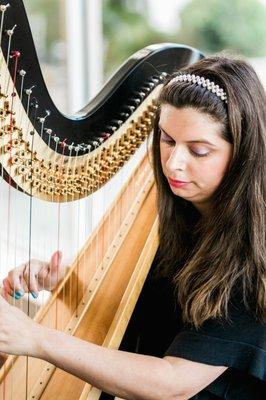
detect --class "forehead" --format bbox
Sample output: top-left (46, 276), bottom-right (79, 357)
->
top-left (159, 104), bottom-right (223, 142)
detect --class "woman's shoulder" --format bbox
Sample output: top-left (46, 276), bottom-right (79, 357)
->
top-left (165, 289), bottom-right (266, 383)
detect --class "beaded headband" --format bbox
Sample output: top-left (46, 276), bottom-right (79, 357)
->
top-left (167, 73), bottom-right (228, 103)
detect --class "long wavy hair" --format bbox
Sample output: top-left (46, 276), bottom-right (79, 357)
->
top-left (152, 53), bottom-right (266, 329)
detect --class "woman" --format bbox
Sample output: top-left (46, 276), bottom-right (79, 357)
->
top-left (1, 53), bottom-right (265, 399)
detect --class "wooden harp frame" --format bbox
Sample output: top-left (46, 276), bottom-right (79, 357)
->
top-left (0, 152), bottom-right (159, 400)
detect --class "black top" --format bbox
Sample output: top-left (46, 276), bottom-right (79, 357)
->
top-left (119, 256), bottom-right (266, 400)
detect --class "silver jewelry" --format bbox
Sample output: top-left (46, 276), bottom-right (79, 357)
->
top-left (167, 73), bottom-right (228, 103)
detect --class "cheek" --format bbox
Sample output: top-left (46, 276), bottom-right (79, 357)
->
top-left (196, 157), bottom-right (230, 187)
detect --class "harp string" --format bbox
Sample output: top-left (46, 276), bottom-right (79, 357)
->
top-left (18, 69), bottom-right (26, 125)
top-left (82, 147), bottom-right (91, 304)
top-left (0, 4), bottom-right (10, 48)
top-left (25, 96), bottom-right (39, 399)
top-left (75, 147), bottom-right (81, 315)
top-left (68, 146), bottom-right (74, 316)
top-left (69, 146), bottom-right (78, 316)
top-left (5, 24), bottom-right (16, 93)
top-left (55, 140), bottom-right (65, 328)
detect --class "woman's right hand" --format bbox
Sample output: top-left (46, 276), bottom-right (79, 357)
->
top-left (2, 251), bottom-right (63, 300)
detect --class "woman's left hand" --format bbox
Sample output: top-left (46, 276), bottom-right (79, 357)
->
top-left (0, 294), bottom-right (40, 357)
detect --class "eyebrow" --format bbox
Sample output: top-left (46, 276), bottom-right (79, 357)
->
top-left (158, 125), bottom-right (218, 148)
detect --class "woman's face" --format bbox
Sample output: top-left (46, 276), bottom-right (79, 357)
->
top-left (159, 104), bottom-right (233, 214)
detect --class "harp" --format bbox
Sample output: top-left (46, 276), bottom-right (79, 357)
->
top-left (0, 1), bottom-right (203, 399)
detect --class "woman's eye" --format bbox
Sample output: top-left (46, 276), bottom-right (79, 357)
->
top-left (160, 129), bottom-right (210, 157)
top-left (160, 132), bottom-right (174, 143)
top-left (190, 148), bottom-right (210, 158)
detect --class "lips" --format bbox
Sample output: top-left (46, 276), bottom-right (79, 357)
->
top-left (168, 177), bottom-right (188, 183)
top-left (168, 177), bottom-right (190, 188)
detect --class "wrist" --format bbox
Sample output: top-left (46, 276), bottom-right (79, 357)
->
top-left (31, 323), bottom-right (54, 359)
top-left (33, 324), bottom-right (66, 365)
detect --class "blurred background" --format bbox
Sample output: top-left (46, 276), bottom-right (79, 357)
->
top-left (23, 0), bottom-right (266, 115)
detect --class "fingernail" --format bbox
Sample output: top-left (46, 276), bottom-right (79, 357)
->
top-left (14, 291), bottom-right (22, 299)
top-left (31, 291), bottom-right (38, 299)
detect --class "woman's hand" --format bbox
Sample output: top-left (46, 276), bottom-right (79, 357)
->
top-left (0, 294), bottom-right (41, 357)
top-left (2, 251), bottom-right (63, 300)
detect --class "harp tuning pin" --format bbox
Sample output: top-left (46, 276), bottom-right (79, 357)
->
top-left (104, 125), bottom-right (116, 133)
top-left (133, 90), bottom-right (145, 100)
top-left (110, 119), bottom-right (123, 127)
top-left (6, 24), bottom-right (17, 36)
top-left (77, 143), bottom-right (87, 152)
top-left (120, 112), bottom-right (130, 119)
top-left (38, 110), bottom-right (50, 123)
top-left (142, 82), bottom-right (155, 91)
top-left (25, 85), bottom-right (35, 96)
top-left (124, 105), bottom-right (135, 114)
top-left (30, 100), bottom-right (38, 109)
top-left (130, 97), bottom-right (141, 106)
top-left (150, 76), bottom-right (160, 84)
top-left (0, 4), bottom-right (10, 12)
top-left (67, 143), bottom-right (74, 153)
top-left (10, 50), bottom-right (21, 59)
top-left (19, 69), bottom-right (26, 77)
top-left (101, 133), bottom-right (111, 140)
top-left (159, 72), bottom-right (168, 80)
top-left (53, 136), bottom-right (60, 143)
top-left (44, 128), bottom-right (53, 135)
top-left (60, 139), bottom-right (67, 149)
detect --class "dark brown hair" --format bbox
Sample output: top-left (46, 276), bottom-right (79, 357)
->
top-left (152, 52), bottom-right (266, 328)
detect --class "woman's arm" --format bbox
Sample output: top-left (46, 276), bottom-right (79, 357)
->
top-left (0, 296), bottom-right (227, 400)
top-left (38, 326), bottom-right (184, 400)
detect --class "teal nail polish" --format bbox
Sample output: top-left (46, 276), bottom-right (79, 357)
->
top-left (31, 292), bottom-right (38, 299)
top-left (14, 292), bottom-right (21, 299)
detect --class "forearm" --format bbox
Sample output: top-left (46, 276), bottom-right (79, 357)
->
top-left (36, 326), bottom-right (177, 400)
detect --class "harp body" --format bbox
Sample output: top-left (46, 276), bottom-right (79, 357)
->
top-left (0, 154), bottom-right (159, 400)
top-left (0, 1), bottom-right (204, 399)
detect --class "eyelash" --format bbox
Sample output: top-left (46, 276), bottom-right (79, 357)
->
top-left (160, 133), bottom-right (210, 158)
top-left (191, 151), bottom-right (209, 158)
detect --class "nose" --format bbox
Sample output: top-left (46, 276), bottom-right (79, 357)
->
top-left (165, 145), bottom-right (187, 172)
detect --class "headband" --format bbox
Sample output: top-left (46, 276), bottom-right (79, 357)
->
top-left (167, 73), bottom-right (228, 103)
